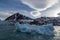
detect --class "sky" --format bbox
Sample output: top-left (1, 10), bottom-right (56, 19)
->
top-left (0, 0), bottom-right (60, 20)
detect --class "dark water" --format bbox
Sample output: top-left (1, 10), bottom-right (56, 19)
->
top-left (0, 22), bottom-right (59, 40)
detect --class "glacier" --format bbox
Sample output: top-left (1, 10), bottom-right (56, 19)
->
top-left (15, 22), bottom-right (54, 36)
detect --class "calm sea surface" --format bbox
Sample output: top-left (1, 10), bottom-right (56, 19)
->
top-left (0, 24), bottom-right (60, 40)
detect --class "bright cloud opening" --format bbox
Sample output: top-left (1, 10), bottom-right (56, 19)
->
top-left (31, 11), bottom-right (41, 18)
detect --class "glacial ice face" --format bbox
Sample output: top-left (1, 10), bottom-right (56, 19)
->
top-left (15, 22), bottom-right (54, 36)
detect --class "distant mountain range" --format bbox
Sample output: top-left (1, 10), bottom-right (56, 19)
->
top-left (5, 13), bottom-right (60, 26)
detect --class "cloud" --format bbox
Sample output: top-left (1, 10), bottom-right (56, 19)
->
top-left (30, 11), bottom-right (41, 18)
top-left (21, 0), bottom-right (58, 11)
top-left (0, 0), bottom-right (33, 11)
top-left (21, 0), bottom-right (60, 17)
top-left (0, 0), bottom-right (60, 20)
top-left (0, 11), bottom-right (12, 20)
top-left (11, 10), bottom-right (38, 19)
top-left (17, 10), bottom-right (41, 19)
top-left (41, 1), bottom-right (60, 17)
top-left (0, 10), bottom-right (37, 20)
top-left (0, 0), bottom-right (34, 20)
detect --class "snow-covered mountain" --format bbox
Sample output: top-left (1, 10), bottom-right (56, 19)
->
top-left (5, 13), bottom-right (60, 26)
top-left (34, 17), bottom-right (60, 26)
top-left (5, 13), bottom-right (33, 21)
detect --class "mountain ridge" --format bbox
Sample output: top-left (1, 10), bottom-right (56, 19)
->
top-left (5, 13), bottom-right (33, 21)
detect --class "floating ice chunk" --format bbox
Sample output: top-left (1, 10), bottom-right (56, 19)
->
top-left (15, 22), bottom-right (54, 36)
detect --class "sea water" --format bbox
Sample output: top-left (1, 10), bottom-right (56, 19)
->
top-left (54, 26), bottom-right (60, 40)
top-left (0, 22), bottom-right (60, 40)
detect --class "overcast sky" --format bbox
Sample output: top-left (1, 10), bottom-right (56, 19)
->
top-left (0, 0), bottom-right (60, 20)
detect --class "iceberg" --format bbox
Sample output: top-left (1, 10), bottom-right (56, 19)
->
top-left (15, 22), bottom-right (54, 36)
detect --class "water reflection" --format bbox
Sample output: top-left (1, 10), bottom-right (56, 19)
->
top-left (54, 26), bottom-right (60, 40)
top-left (15, 31), bottom-right (55, 40)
